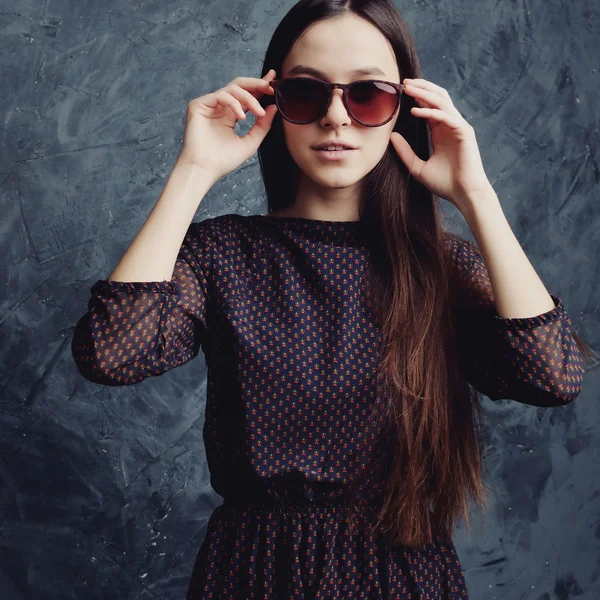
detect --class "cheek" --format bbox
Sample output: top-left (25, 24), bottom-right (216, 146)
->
top-left (282, 124), bottom-right (315, 163)
top-left (283, 123), bottom-right (310, 146)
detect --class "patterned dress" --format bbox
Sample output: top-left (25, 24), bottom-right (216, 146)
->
top-left (71, 213), bottom-right (584, 599)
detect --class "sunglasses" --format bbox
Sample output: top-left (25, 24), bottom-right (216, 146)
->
top-left (268, 77), bottom-right (406, 127)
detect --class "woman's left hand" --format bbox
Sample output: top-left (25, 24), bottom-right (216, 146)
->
top-left (389, 78), bottom-right (492, 213)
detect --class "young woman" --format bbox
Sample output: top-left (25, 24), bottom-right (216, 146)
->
top-left (72, 0), bottom-right (595, 597)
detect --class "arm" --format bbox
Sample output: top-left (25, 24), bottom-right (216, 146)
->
top-left (71, 161), bottom-right (216, 385)
top-left (71, 220), bottom-right (214, 385)
top-left (460, 186), bottom-right (557, 320)
top-left (449, 232), bottom-right (584, 407)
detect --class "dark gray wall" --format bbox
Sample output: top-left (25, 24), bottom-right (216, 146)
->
top-left (1, 0), bottom-right (599, 598)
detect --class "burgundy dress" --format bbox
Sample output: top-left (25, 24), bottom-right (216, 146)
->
top-left (71, 213), bottom-right (584, 599)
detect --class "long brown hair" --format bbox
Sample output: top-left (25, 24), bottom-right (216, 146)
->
top-left (257, 0), bottom-right (597, 549)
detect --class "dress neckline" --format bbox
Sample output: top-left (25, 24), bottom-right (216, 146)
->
top-left (243, 214), bottom-right (365, 244)
top-left (253, 215), bottom-right (362, 226)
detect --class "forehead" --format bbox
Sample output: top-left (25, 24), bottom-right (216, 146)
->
top-left (282, 14), bottom-right (400, 81)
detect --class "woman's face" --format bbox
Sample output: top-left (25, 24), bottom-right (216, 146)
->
top-left (280, 13), bottom-right (402, 192)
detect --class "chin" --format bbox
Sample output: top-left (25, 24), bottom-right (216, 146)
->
top-left (311, 170), bottom-right (362, 189)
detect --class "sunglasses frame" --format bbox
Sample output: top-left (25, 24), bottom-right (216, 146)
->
top-left (269, 77), bottom-right (406, 127)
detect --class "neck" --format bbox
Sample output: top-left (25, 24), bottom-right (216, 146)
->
top-left (275, 174), bottom-right (363, 221)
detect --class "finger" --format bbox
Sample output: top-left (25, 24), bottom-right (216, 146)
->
top-left (215, 90), bottom-right (247, 120)
top-left (389, 131), bottom-right (426, 179)
top-left (410, 107), bottom-right (464, 130)
top-left (262, 69), bottom-right (276, 94)
top-left (230, 73), bottom-right (276, 99)
top-left (405, 84), bottom-right (450, 110)
top-left (262, 68), bottom-right (277, 81)
top-left (228, 84), bottom-right (267, 118)
top-left (239, 107), bottom-right (277, 157)
top-left (231, 74), bottom-right (275, 88)
top-left (261, 68), bottom-right (277, 82)
top-left (242, 104), bottom-right (278, 146)
top-left (403, 78), bottom-right (450, 98)
top-left (406, 90), bottom-right (437, 110)
top-left (231, 79), bottom-right (274, 103)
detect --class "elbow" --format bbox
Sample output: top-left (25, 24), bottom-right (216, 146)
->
top-left (522, 381), bottom-right (582, 408)
top-left (75, 367), bottom-right (123, 386)
top-left (72, 352), bottom-right (131, 386)
top-left (479, 378), bottom-right (583, 408)
top-left (550, 381), bottom-right (583, 406)
top-left (73, 361), bottom-right (149, 386)
top-left (544, 360), bottom-right (585, 406)
top-left (71, 317), bottom-right (151, 386)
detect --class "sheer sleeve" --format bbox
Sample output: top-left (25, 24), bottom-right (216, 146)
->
top-left (71, 218), bottom-right (214, 386)
top-left (449, 234), bottom-right (584, 407)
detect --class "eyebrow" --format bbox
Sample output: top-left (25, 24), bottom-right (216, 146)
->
top-left (286, 65), bottom-right (387, 78)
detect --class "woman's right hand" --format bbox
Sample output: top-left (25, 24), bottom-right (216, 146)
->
top-left (176, 70), bottom-right (279, 183)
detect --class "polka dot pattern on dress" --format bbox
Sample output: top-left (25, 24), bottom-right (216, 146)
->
top-left (72, 213), bottom-right (584, 599)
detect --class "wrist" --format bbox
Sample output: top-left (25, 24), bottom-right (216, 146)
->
top-left (175, 152), bottom-right (220, 186)
top-left (458, 184), bottom-right (500, 221)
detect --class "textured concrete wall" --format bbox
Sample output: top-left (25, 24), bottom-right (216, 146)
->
top-left (1, 0), bottom-right (599, 598)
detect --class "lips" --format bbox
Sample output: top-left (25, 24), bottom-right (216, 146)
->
top-left (313, 142), bottom-right (357, 150)
top-left (313, 147), bottom-right (357, 161)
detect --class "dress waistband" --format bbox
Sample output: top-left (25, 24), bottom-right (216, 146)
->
top-left (218, 494), bottom-right (378, 518)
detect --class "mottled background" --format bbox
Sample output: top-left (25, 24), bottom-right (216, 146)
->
top-left (1, 0), bottom-right (599, 598)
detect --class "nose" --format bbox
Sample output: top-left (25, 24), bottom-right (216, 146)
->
top-left (322, 88), bottom-right (351, 124)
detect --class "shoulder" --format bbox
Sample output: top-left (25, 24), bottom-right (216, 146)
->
top-left (187, 213), bottom-right (257, 262)
top-left (187, 213), bottom-right (243, 244)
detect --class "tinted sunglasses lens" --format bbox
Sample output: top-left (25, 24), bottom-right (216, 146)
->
top-left (277, 78), bottom-right (328, 123)
top-left (348, 81), bottom-right (398, 125)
